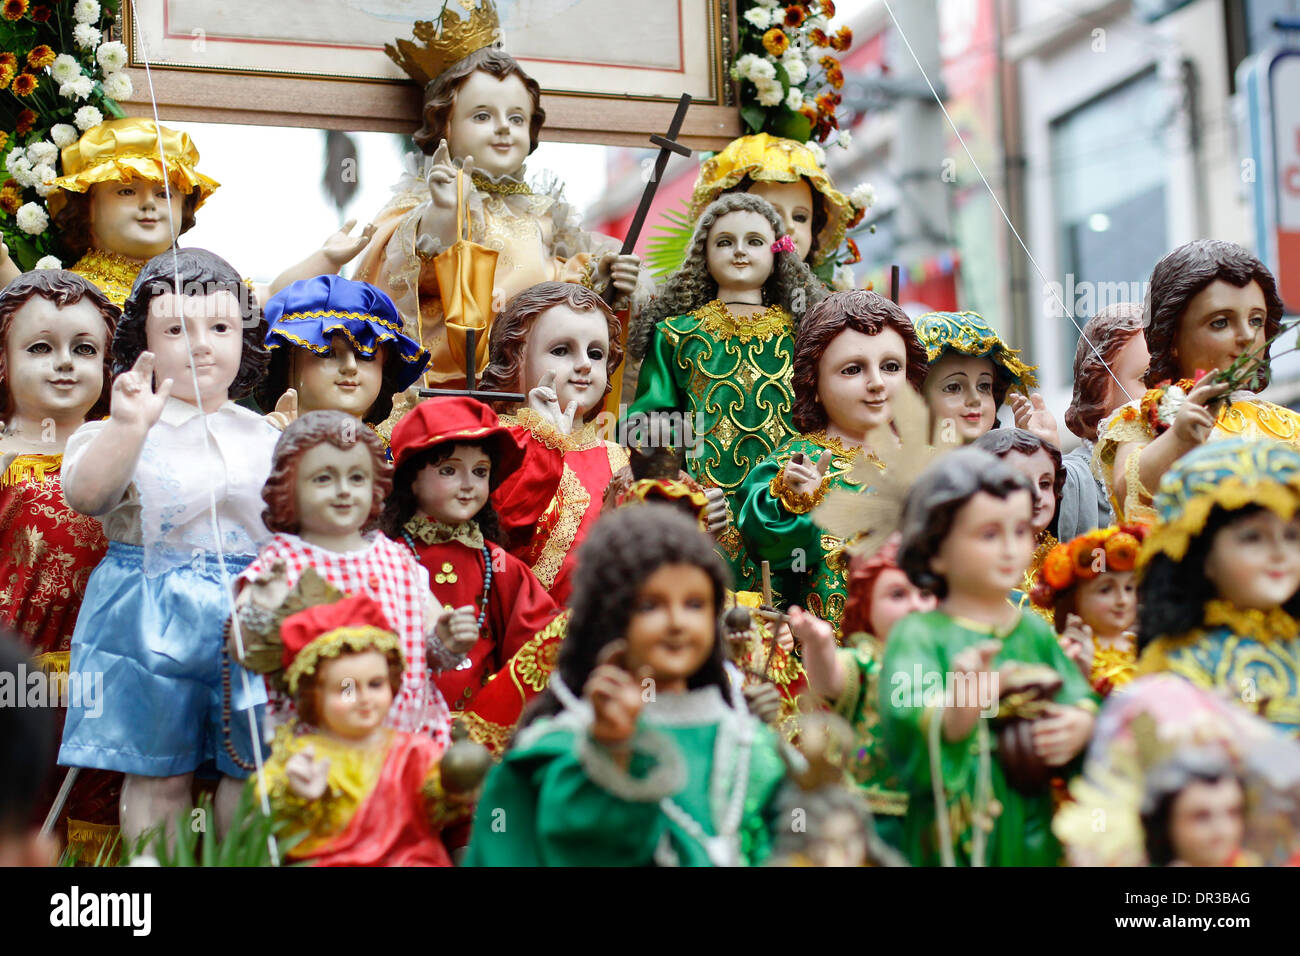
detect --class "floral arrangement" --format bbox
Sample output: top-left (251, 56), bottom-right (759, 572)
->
top-left (1, 0), bottom-right (129, 271)
top-left (732, 0), bottom-right (852, 146)
top-left (1030, 525), bottom-right (1147, 608)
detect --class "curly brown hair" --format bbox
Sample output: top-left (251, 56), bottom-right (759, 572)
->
top-left (478, 281), bottom-right (623, 421)
top-left (295, 645), bottom-right (404, 728)
top-left (628, 192), bottom-right (827, 361)
top-left (1144, 240), bottom-right (1285, 389)
top-left (1065, 303), bottom-right (1145, 442)
top-left (262, 410), bottom-right (392, 534)
top-left (790, 290), bottom-right (928, 433)
top-left (0, 269), bottom-right (119, 421)
top-left (413, 47), bottom-right (545, 158)
top-left (52, 187), bottom-right (200, 262)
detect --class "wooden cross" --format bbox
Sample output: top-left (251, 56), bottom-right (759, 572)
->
top-left (417, 328), bottom-right (526, 403)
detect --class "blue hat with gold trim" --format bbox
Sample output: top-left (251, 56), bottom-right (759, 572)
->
top-left (914, 310), bottom-right (1038, 395)
top-left (263, 275), bottom-right (430, 392)
top-left (1141, 437), bottom-right (1300, 564)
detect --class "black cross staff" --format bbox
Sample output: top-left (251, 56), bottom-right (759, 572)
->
top-left (603, 93), bottom-right (694, 306)
top-left (418, 327), bottom-right (526, 403)
top-left (890, 264), bottom-right (900, 304)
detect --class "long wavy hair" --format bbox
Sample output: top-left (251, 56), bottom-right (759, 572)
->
top-left (628, 192), bottom-right (826, 361)
top-left (1144, 240), bottom-right (1285, 389)
top-left (0, 269), bottom-right (119, 421)
top-left (1065, 303), bottom-right (1145, 441)
top-left (790, 290), bottom-right (928, 432)
top-left (514, 505), bottom-right (734, 736)
top-left (262, 410), bottom-right (392, 535)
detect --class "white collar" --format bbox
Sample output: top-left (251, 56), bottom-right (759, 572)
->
top-left (158, 396), bottom-right (251, 427)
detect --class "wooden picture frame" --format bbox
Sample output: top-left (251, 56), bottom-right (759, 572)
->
top-left (120, 0), bottom-right (741, 149)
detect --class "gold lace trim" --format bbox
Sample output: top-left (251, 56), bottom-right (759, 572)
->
top-left (1, 453), bottom-right (60, 489)
top-left (694, 300), bottom-right (793, 343)
top-left (504, 408), bottom-right (606, 453)
top-left (770, 469), bottom-right (829, 514)
top-left (804, 429), bottom-right (868, 463)
top-left (1203, 600), bottom-right (1300, 642)
top-left (530, 468), bottom-right (588, 589)
top-left (404, 515), bottom-right (484, 550)
top-left (284, 626), bottom-right (402, 694)
top-left (458, 711), bottom-right (513, 755)
top-left (70, 248), bottom-right (147, 305)
top-left (472, 172), bottom-right (531, 196)
top-left (509, 611), bottom-right (569, 696)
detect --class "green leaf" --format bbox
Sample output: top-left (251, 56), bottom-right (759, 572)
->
top-left (645, 199), bottom-right (697, 279)
top-left (740, 102), bottom-right (767, 134)
top-left (770, 108), bottom-right (812, 143)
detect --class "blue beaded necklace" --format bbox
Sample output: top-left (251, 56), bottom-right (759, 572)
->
top-left (402, 526), bottom-right (493, 631)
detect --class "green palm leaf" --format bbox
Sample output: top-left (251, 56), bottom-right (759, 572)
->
top-left (645, 199), bottom-right (697, 279)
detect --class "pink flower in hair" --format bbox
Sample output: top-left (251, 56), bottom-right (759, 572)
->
top-left (771, 234), bottom-right (797, 255)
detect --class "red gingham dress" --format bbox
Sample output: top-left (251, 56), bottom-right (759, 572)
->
top-left (239, 533), bottom-right (451, 751)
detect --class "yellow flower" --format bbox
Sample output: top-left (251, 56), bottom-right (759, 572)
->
top-left (15, 108), bottom-right (36, 135)
top-left (12, 71), bottom-right (37, 96)
top-left (0, 181), bottom-right (22, 215)
top-left (762, 27), bottom-right (790, 57)
top-left (3, 0), bottom-right (29, 21)
top-left (0, 63), bottom-right (14, 90)
top-left (26, 44), bottom-right (55, 70)
top-left (0, 130), bottom-right (8, 152)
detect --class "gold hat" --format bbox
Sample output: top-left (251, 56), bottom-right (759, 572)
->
top-left (46, 118), bottom-right (219, 218)
top-left (386, 0), bottom-right (503, 88)
top-left (690, 133), bottom-right (853, 267)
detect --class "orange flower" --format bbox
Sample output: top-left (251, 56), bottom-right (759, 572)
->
top-left (15, 107), bottom-right (36, 136)
top-left (1069, 535), bottom-right (1102, 580)
top-left (0, 130), bottom-right (8, 152)
top-left (832, 25), bottom-right (853, 52)
top-left (800, 103), bottom-right (818, 125)
top-left (1042, 544), bottom-right (1074, 590)
top-left (0, 52), bottom-right (16, 69)
top-left (0, 63), bottom-right (14, 90)
top-left (762, 28), bottom-right (790, 57)
top-left (848, 206), bottom-right (865, 228)
top-left (1104, 532), bottom-right (1141, 572)
top-left (12, 71), bottom-right (37, 96)
top-left (26, 45), bottom-right (54, 70)
top-left (2, 0), bottom-right (29, 20)
top-left (784, 5), bottom-right (807, 28)
top-left (0, 181), bottom-right (22, 215)
top-left (815, 91), bottom-right (838, 114)
top-left (810, 28), bottom-right (830, 47)
top-left (825, 61), bottom-right (844, 89)
top-left (29, 2), bottom-right (49, 21)
top-left (821, 0), bottom-right (837, 17)
top-left (844, 237), bottom-right (861, 264)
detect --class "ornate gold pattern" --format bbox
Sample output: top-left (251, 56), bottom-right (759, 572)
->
top-left (70, 248), bottom-right (146, 306)
top-left (769, 469), bottom-right (828, 514)
top-left (471, 172), bottom-right (531, 196)
top-left (458, 709), bottom-right (513, 754)
top-left (385, 1), bottom-right (502, 87)
top-left (404, 515), bottom-right (484, 550)
top-left (528, 467), bottom-right (588, 590)
top-left (510, 612), bottom-right (567, 694)
top-left (1203, 600), bottom-right (1300, 642)
top-left (694, 300), bottom-right (793, 343)
top-left (504, 408), bottom-right (607, 454)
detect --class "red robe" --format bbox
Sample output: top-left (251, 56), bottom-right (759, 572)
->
top-left (402, 523), bottom-right (566, 753)
top-left (492, 409), bottom-right (629, 607)
top-left (0, 454), bottom-right (119, 855)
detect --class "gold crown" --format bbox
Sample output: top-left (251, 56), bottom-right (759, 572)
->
top-left (386, 0), bottom-right (503, 88)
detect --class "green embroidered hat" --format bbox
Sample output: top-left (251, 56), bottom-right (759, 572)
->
top-left (913, 310), bottom-right (1038, 395)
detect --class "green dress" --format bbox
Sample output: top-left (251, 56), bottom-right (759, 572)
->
top-left (464, 685), bottom-right (789, 866)
top-left (628, 300), bottom-right (797, 591)
top-left (879, 609), bottom-right (1098, 867)
top-left (736, 432), bottom-right (874, 633)
top-left (828, 634), bottom-right (908, 851)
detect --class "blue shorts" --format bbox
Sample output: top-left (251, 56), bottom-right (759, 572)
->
top-left (59, 542), bottom-right (267, 778)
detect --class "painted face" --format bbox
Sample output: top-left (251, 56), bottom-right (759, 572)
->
top-left (145, 291), bottom-right (243, 411)
top-left (88, 180), bottom-right (185, 260)
top-left (3, 296), bottom-right (107, 427)
top-left (1168, 777), bottom-right (1245, 867)
top-left (816, 326), bottom-right (908, 441)
top-left (292, 335), bottom-right (386, 419)
top-left (867, 567), bottom-right (937, 643)
top-left (1001, 447), bottom-right (1057, 536)
top-left (314, 650), bottom-right (394, 741)
top-left (1204, 509), bottom-right (1300, 611)
top-left (294, 441), bottom-right (375, 543)
top-left (924, 353), bottom-right (998, 444)
top-left (705, 209), bottom-right (776, 300)
top-left (930, 489), bottom-right (1036, 601)
top-left (623, 563), bottom-right (716, 695)
top-left (520, 304), bottom-right (609, 420)
top-left (1171, 279), bottom-right (1266, 381)
top-left (445, 70), bottom-right (533, 180)
top-left (412, 443), bottom-right (491, 526)
top-left (747, 179), bottom-right (815, 263)
top-left (1073, 569), bottom-right (1137, 638)
top-left (1105, 332), bottom-right (1149, 412)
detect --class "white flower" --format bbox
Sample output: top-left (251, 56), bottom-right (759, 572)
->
top-left (731, 53), bottom-right (758, 83)
top-left (50, 124), bottom-right (79, 149)
top-left (24, 141), bottom-right (58, 167)
top-left (808, 15), bottom-right (830, 32)
top-left (101, 71), bottom-right (133, 100)
top-left (34, 255), bottom-right (63, 270)
top-left (74, 105), bottom-right (104, 131)
top-left (755, 80), bottom-right (785, 107)
top-left (31, 163), bottom-right (56, 187)
top-left (806, 141), bottom-right (827, 167)
top-left (782, 54), bottom-right (808, 86)
top-left (73, 22), bottom-right (100, 50)
top-left (73, 0), bottom-right (101, 24)
top-left (96, 41), bottom-right (128, 74)
top-left (784, 87), bottom-right (803, 111)
top-left (7, 156), bottom-right (36, 188)
top-left (61, 76), bottom-right (95, 101)
top-left (832, 265), bottom-right (856, 291)
top-left (5, 150), bottom-right (26, 174)
top-left (850, 182), bottom-right (876, 210)
top-left (749, 57), bottom-right (776, 83)
top-left (51, 54), bottom-right (82, 85)
top-left (836, 127), bottom-right (853, 150)
top-left (16, 202), bottom-right (50, 236)
top-left (754, 0), bottom-right (780, 7)
top-left (743, 7), bottom-right (772, 30)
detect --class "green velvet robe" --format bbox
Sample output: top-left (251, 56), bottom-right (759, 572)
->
top-left (627, 301), bottom-right (797, 591)
top-left (880, 609), bottom-right (1098, 867)
top-left (736, 432), bottom-right (874, 633)
top-left (464, 685), bottom-right (789, 866)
